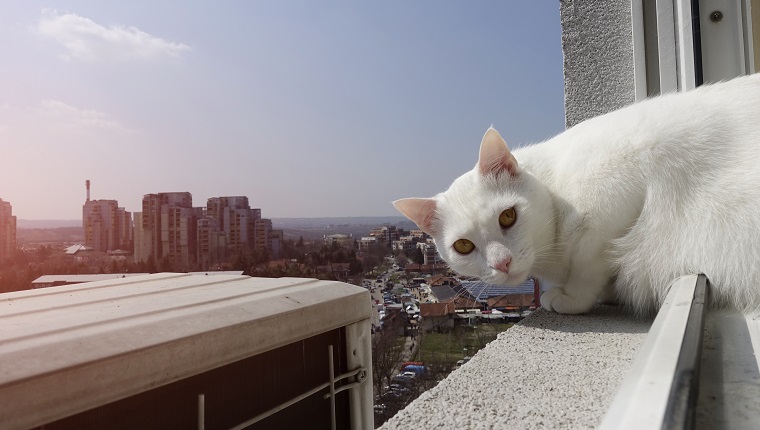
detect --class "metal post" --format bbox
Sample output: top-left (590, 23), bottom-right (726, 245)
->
top-left (328, 345), bottom-right (336, 430)
top-left (198, 394), bottom-right (205, 430)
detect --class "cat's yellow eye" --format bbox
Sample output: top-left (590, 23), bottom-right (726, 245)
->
top-left (453, 239), bottom-right (475, 255)
top-left (499, 207), bottom-right (517, 228)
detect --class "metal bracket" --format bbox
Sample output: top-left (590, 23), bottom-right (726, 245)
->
top-left (221, 344), bottom-right (367, 430)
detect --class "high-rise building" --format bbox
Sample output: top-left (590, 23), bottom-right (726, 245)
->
top-left (133, 212), bottom-right (150, 263)
top-left (135, 192), bottom-right (199, 269)
top-left (82, 181), bottom-right (132, 252)
top-left (83, 199), bottom-right (132, 252)
top-left (0, 198), bottom-right (17, 265)
top-left (197, 217), bottom-right (227, 270)
top-left (206, 197), bottom-right (262, 255)
top-left (270, 229), bottom-right (284, 260)
top-left (255, 218), bottom-right (272, 252)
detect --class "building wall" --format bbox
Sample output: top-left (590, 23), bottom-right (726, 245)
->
top-left (83, 200), bottom-right (131, 252)
top-left (422, 244), bottom-right (443, 266)
top-left (207, 197), bottom-right (262, 255)
top-left (270, 229), bottom-right (283, 260)
top-left (139, 192), bottom-right (195, 266)
top-left (0, 199), bottom-right (16, 265)
top-left (133, 212), bottom-right (151, 263)
top-left (560, 0), bottom-right (637, 127)
top-left (255, 218), bottom-right (272, 252)
top-left (160, 206), bottom-right (202, 270)
top-left (117, 208), bottom-right (133, 252)
top-left (197, 217), bottom-right (227, 270)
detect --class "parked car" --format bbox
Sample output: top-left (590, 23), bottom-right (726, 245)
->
top-left (391, 375), bottom-right (413, 387)
top-left (389, 384), bottom-right (411, 396)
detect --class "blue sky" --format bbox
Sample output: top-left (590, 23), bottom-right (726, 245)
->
top-left (1, 2), bottom-right (565, 220)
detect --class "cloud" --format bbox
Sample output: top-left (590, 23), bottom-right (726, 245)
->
top-left (38, 100), bottom-right (135, 132)
top-left (37, 10), bottom-right (190, 62)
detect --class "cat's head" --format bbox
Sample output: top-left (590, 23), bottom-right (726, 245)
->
top-left (394, 127), bottom-right (553, 286)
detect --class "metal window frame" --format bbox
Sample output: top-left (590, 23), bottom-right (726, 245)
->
top-left (600, 274), bottom-right (709, 430)
top-left (632, 0), bottom-right (756, 100)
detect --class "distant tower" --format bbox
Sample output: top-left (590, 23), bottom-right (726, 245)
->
top-left (86, 180), bottom-right (91, 202)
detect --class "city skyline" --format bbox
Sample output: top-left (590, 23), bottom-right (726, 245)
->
top-left (1, 2), bottom-right (565, 220)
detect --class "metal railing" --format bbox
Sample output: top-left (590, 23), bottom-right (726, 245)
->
top-left (197, 345), bottom-right (368, 430)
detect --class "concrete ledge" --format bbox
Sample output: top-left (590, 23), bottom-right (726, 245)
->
top-left (380, 306), bottom-right (652, 429)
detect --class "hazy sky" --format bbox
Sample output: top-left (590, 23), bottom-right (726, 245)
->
top-left (1, 1), bottom-right (565, 220)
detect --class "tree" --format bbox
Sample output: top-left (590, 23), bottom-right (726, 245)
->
top-left (396, 253), bottom-right (409, 268)
top-left (349, 255), bottom-right (363, 275)
top-left (372, 328), bottom-right (404, 396)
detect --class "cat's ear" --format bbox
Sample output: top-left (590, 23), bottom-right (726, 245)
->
top-left (478, 127), bottom-right (519, 177)
top-left (393, 198), bottom-right (438, 235)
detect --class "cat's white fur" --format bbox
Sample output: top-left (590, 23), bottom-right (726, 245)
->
top-left (394, 74), bottom-right (760, 315)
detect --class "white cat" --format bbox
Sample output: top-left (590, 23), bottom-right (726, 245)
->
top-left (394, 74), bottom-right (760, 315)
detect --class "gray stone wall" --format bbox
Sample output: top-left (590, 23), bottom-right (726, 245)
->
top-left (560, 0), bottom-right (637, 128)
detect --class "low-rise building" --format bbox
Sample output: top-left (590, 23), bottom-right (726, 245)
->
top-left (324, 233), bottom-right (354, 248)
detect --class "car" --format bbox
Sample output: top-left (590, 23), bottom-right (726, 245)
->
top-left (391, 375), bottom-right (412, 386)
top-left (400, 371), bottom-right (417, 379)
top-left (389, 384), bottom-right (411, 396)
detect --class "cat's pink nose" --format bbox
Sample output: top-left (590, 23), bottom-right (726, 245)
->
top-left (493, 257), bottom-right (511, 274)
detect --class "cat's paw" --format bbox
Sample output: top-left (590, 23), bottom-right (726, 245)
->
top-left (541, 288), bottom-right (593, 314)
top-left (540, 288), bottom-right (564, 312)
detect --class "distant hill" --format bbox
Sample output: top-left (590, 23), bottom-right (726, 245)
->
top-left (17, 227), bottom-right (84, 245)
top-left (17, 219), bottom-right (81, 229)
top-left (272, 216), bottom-right (414, 229)
top-left (273, 217), bottom-right (417, 241)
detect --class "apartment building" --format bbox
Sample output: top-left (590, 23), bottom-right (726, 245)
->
top-left (421, 242), bottom-right (443, 266)
top-left (197, 217), bottom-right (227, 270)
top-left (134, 192), bottom-right (199, 269)
top-left (81, 181), bottom-right (132, 253)
top-left (0, 198), bottom-right (16, 265)
top-left (132, 212), bottom-right (150, 263)
top-left (358, 236), bottom-right (377, 251)
top-left (255, 218), bottom-right (272, 252)
top-left (133, 194), bottom-right (279, 268)
top-left (82, 199), bottom-right (132, 252)
top-left (206, 196), bottom-right (261, 254)
top-left (165, 205), bottom-right (203, 270)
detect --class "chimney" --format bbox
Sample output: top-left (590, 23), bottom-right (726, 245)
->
top-left (86, 180), bottom-right (91, 202)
